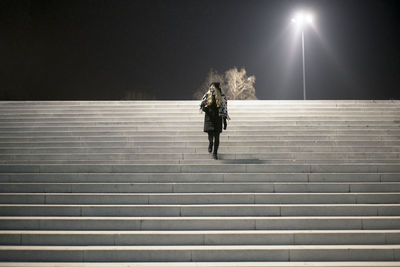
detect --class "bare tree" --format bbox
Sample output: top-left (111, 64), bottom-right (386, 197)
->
top-left (193, 67), bottom-right (257, 100)
top-left (224, 67), bottom-right (257, 100)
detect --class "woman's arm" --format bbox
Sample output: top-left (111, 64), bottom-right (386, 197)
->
top-left (201, 101), bottom-right (209, 114)
top-left (200, 93), bottom-right (208, 112)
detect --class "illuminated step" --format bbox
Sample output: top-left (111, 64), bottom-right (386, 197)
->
top-left (0, 100), bottom-right (399, 263)
top-left (1, 230), bottom-right (400, 245)
top-left (0, 245), bottom-right (399, 261)
top-left (0, 192), bottom-right (399, 204)
top-left (0, 204), bottom-right (399, 216)
top-left (1, 216), bottom-right (399, 230)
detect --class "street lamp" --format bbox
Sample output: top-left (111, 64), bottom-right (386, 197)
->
top-left (291, 11), bottom-right (313, 100)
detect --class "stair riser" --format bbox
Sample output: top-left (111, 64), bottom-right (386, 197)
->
top-left (1, 205), bottom-right (399, 216)
top-left (2, 130), bottom-right (400, 136)
top-left (1, 141), bottom-right (400, 147)
top-left (3, 160), bottom-right (400, 165)
top-left (1, 194), bottom-right (399, 204)
top-left (1, 232), bottom-right (399, 245)
top-left (2, 104), bottom-right (399, 108)
top-left (1, 164), bottom-right (400, 173)
top-left (2, 119), bottom-right (400, 124)
top-left (1, 152), bottom-right (399, 161)
top-left (1, 173), bottom-right (399, 183)
top-left (1, 136), bottom-right (400, 142)
top-left (0, 262), bottom-right (399, 267)
top-left (2, 122), bottom-right (400, 128)
top-left (3, 114), bottom-right (400, 120)
top-left (2, 126), bottom-right (400, 132)
top-left (3, 147), bottom-right (400, 154)
top-left (1, 218), bottom-right (398, 230)
top-left (1, 183), bottom-right (400, 193)
top-left (2, 105), bottom-right (399, 109)
top-left (0, 247), bottom-right (398, 261)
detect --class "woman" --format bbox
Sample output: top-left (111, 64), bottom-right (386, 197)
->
top-left (200, 82), bottom-right (229, 160)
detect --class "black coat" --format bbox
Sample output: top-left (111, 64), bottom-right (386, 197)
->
top-left (201, 95), bottom-right (223, 133)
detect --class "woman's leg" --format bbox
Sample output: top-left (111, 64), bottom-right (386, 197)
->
top-left (207, 131), bottom-right (213, 153)
top-left (213, 132), bottom-right (220, 157)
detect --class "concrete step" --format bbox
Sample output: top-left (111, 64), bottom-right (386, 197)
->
top-left (1, 109), bottom-right (399, 115)
top-left (0, 99), bottom-right (398, 103)
top-left (0, 101), bottom-right (398, 107)
top-left (1, 103), bottom-right (398, 108)
top-left (2, 160), bottom-right (400, 166)
top-left (3, 114), bottom-right (400, 119)
top-left (1, 262), bottom-right (400, 267)
top-left (1, 216), bottom-right (399, 230)
top-left (9, 106), bottom-right (390, 111)
top-left (2, 109), bottom-right (400, 116)
top-left (1, 163), bottom-right (400, 173)
top-left (2, 121), bottom-right (400, 127)
top-left (1, 111), bottom-right (398, 117)
top-left (3, 159), bottom-right (400, 165)
top-left (3, 134), bottom-right (400, 140)
top-left (1, 193), bottom-right (399, 204)
top-left (0, 100), bottom-right (398, 106)
top-left (1, 135), bottom-right (400, 142)
top-left (1, 204), bottom-right (399, 216)
top-left (3, 102), bottom-right (398, 106)
top-left (2, 129), bottom-right (399, 137)
top-left (1, 140), bottom-right (400, 148)
top-left (3, 146), bottom-right (400, 154)
top-left (2, 109), bottom-right (399, 115)
top-left (1, 152), bottom-right (400, 160)
top-left (2, 126), bottom-right (400, 133)
top-left (0, 99), bottom-right (398, 104)
top-left (1, 230), bottom-right (400, 245)
top-left (0, 100), bottom-right (399, 263)
top-left (0, 245), bottom-right (399, 261)
top-left (1, 182), bottom-right (400, 193)
top-left (1, 173), bottom-right (398, 183)
top-left (2, 107), bottom-right (399, 113)
top-left (2, 118), bottom-right (400, 124)
top-left (2, 139), bottom-right (400, 145)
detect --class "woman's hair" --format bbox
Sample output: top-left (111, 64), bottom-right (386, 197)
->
top-left (207, 82), bottom-right (222, 107)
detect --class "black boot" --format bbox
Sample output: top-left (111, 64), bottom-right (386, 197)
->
top-left (213, 144), bottom-right (218, 160)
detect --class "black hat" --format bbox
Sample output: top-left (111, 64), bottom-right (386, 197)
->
top-left (210, 82), bottom-right (221, 88)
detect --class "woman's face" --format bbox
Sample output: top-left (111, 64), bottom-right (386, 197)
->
top-left (210, 85), bottom-right (215, 92)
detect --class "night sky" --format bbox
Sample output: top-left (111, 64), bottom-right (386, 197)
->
top-left (1, 0), bottom-right (399, 100)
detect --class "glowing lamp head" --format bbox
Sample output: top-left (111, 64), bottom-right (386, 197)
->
top-left (306, 14), bottom-right (313, 23)
top-left (291, 11), bottom-right (313, 28)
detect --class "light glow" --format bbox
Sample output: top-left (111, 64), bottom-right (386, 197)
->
top-left (291, 11), bottom-right (314, 27)
top-left (306, 14), bottom-right (313, 24)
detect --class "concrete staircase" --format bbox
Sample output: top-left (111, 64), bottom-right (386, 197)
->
top-left (0, 100), bottom-right (399, 266)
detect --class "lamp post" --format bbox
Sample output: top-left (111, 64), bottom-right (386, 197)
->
top-left (291, 12), bottom-right (313, 100)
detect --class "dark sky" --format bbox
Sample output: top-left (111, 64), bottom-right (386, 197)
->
top-left (1, 0), bottom-right (399, 100)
